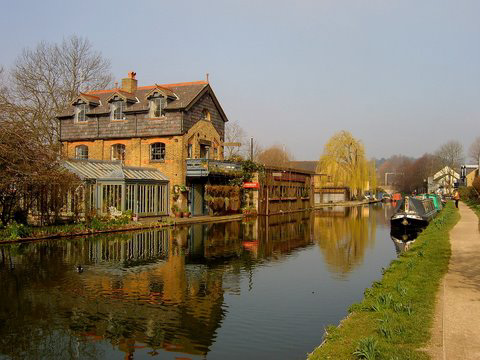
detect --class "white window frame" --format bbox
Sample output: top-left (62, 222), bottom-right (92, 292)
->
top-left (187, 144), bottom-right (193, 159)
top-left (150, 142), bottom-right (166, 162)
top-left (150, 97), bottom-right (165, 118)
top-left (75, 104), bottom-right (88, 123)
top-left (111, 144), bottom-right (126, 161)
top-left (112, 101), bottom-right (125, 120)
top-left (75, 145), bottom-right (89, 159)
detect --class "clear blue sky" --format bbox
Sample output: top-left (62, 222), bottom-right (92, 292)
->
top-left (1, 0), bottom-right (479, 160)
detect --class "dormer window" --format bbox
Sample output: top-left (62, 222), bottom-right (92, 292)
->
top-left (150, 97), bottom-right (165, 118)
top-left (112, 100), bottom-right (125, 120)
top-left (75, 104), bottom-right (88, 122)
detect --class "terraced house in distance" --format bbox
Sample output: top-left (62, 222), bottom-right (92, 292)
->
top-left (58, 71), bottom-right (242, 217)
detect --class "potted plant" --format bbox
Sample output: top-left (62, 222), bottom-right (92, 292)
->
top-left (183, 207), bottom-right (191, 218)
top-left (172, 204), bottom-right (181, 217)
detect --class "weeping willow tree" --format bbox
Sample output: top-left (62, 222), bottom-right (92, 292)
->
top-left (368, 159), bottom-right (377, 191)
top-left (317, 131), bottom-right (373, 197)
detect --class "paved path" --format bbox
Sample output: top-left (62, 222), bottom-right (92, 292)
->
top-left (428, 202), bottom-right (480, 359)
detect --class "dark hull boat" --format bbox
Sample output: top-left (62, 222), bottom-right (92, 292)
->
top-left (391, 196), bottom-right (436, 229)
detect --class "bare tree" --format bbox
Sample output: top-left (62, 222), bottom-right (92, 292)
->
top-left (257, 144), bottom-right (292, 167)
top-left (9, 35), bottom-right (112, 144)
top-left (0, 117), bottom-right (79, 226)
top-left (224, 120), bottom-right (246, 160)
top-left (434, 140), bottom-right (463, 194)
top-left (468, 136), bottom-right (480, 164)
top-left (435, 140), bottom-right (464, 170)
top-left (250, 139), bottom-right (263, 162)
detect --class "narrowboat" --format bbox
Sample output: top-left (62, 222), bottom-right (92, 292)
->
top-left (391, 192), bottom-right (402, 207)
top-left (418, 193), bottom-right (443, 211)
top-left (391, 196), bottom-right (436, 228)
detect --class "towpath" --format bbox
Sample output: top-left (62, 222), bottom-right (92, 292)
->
top-left (428, 202), bottom-right (480, 359)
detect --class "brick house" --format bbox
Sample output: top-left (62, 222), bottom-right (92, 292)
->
top-left (58, 72), bottom-right (240, 216)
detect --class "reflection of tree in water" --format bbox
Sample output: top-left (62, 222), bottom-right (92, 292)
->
top-left (0, 244), bottom-right (104, 360)
top-left (314, 206), bottom-right (377, 275)
top-left (0, 231), bottom-right (226, 359)
top-left (0, 214), bottom-right (318, 359)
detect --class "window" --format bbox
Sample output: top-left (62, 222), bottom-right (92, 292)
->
top-left (150, 142), bottom-right (166, 161)
top-left (187, 144), bottom-right (193, 158)
top-left (213, 147), bottom-right (218, 159)
top-left (202, 109), bottom-right (211, 121)
top-left (76, 104), bottom-right (87, 122)
top-left (112, 100), bottom-right (125, 120)
top-left (111, 144), bottom-right (126, 161)
top-left (200, 144), bottom-right (210, 159)
top-left (75, 145), bottom-right (88, 159)
top-left (150, 97), bottom-right (165, 118)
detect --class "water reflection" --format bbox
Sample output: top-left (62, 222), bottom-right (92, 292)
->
top-left (390, 227), bottom-right (422, 254)
top-left (0, 204), bottom-right (396, 360)
top-left (313, 205), bottom-right (378, 275)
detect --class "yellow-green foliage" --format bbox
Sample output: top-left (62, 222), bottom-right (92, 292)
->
top-left (317, 131), bottom-right (373, 194)
top-left (308, 203), bottom-right (459, 360)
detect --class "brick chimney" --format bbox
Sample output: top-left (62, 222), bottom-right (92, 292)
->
top-left (121, 71), bottom-right (137, 93)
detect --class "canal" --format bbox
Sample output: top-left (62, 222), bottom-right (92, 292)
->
top-left (0, 203), bottom-right (398, 360)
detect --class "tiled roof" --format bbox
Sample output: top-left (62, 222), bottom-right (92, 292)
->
top-left (63, 159), bottom-right (169, 182)
top-left (59, 80), bottom-right (209, 118)
top-left (79, 93), bottom-right (100, 100)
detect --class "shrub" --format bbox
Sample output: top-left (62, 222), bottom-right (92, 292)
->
top-left (459, 186), bottom-right (479, 203)
top-left (473, 176), bottom-right (480, 194)
top-left (3, 222), bottom-right (31, 240)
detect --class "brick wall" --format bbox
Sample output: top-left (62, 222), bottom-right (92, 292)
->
top-left (63, 119), bottom-right (224, 211)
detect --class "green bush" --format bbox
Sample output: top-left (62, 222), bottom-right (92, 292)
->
top-left (2, 222), bottom-right (31, 240)
top-left (459, 186), bottom-right (480, 206)
top-left (473, 176), bottom-right (480, 194)
top-left (88, 217), bottom-right (108, 231)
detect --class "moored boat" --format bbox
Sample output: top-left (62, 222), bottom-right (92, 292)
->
top-left (417, 193), bottom-right (443, 211)
top-left (391, 192), bottom-right (402, 207)
top-left (391, 196), bottom-right (436, 228)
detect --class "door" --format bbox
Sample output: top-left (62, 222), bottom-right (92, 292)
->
top-left (192, 183), bottom-right (205, 216)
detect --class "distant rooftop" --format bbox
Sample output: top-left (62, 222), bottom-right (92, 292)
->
top-left (288, 161), bottom-right (318, 173)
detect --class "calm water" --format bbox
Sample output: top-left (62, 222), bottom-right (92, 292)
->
top-left (0, 203), bottom-right (398, 360)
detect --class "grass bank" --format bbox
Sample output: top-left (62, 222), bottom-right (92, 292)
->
top-left (0, 217), bottom-right (172, 243)
top-left (308, 202), bottom-right (459, 360)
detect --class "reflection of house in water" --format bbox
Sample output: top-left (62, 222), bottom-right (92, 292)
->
top-left (0, 215), bottom-right (317, 359)
top-left (313, 206), bottom-right (377, 275)
top-left (0, 232), bottom-right (226, 359)
top-left (315, 206), bottom-right (351, 217)
top-left (185, 212), bottom-right (314, 261)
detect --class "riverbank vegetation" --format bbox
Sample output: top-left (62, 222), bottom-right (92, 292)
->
top-left (0, 212), bottom-right (171, 242)
top-left (0, 37), bottom-right (112, 230)
top-left (459, 182), bottom-right (480, 218)
top-left (308, 203), bottom-right (459, 360)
